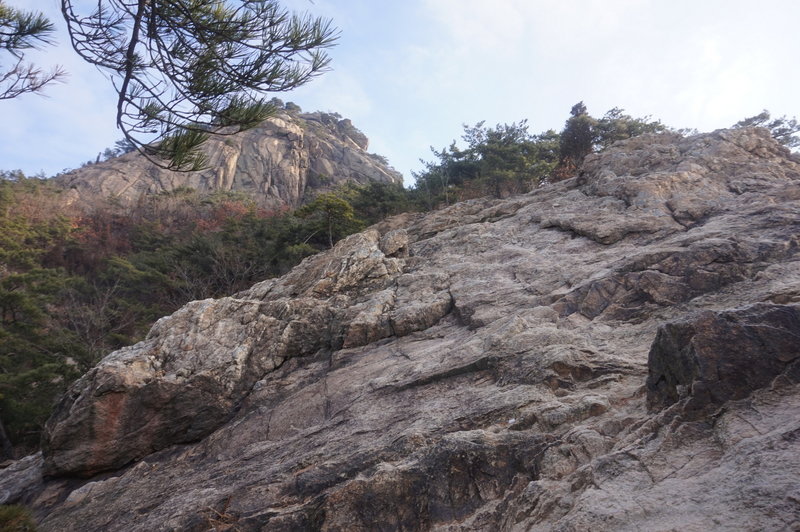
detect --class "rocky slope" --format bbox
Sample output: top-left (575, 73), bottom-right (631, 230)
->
top-left (3, 127), bottom-right (800, 531)
top-left (53, 111), bottom-right (402, 209)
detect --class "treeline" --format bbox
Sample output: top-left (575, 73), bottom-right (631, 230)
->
top-left (412, 106), bottom-right (799, 207)
top-left (412, 103), bottom-right (668, 206)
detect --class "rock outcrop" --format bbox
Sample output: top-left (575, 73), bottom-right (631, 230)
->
top-left (53, 111), bottom-right (402, 209)
top-left (3, 127), bottom-right (800, 531)
top-left (646, 303), bottom-right (800, 413)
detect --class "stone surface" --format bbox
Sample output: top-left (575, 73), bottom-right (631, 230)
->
top-left (3, 127), bottom-right (800, 531)
top-left (646, 303), bottom-right (800, 413)
top-left (53, 112), bottom-right (402, 209)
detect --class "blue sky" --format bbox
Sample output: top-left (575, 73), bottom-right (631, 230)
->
top-left (2, 0), bottom-right (798, 186)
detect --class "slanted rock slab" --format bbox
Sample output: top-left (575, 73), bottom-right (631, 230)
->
top-left (3, 127), bottom-right (800, 531)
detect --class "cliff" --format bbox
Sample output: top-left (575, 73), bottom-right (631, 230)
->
top-left (3, 127), bottom-right (800, 531)
top-left (53, 111), bottom-right (402, 209)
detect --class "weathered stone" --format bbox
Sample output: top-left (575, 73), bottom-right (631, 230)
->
top-left (0, 453), bottom-right (43, 506)
top-left (40, 227), bottom-right (461, 477)
top-left (4, 127), bottom-right (800, 531)
top-left (378, 228), bottom-right (409, 257)
top-left (646, 303), bottom-right (800, 412)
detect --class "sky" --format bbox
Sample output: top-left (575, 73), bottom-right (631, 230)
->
top-left (1, 0), bottom-right (798, 186)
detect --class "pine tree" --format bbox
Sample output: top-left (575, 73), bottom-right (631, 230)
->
top-left (297, 193), bottom-right (364, 248)
top-left (0, 1), bottom-right (65, 99)
top-left (2, 1), bottom-right (338, 171)
top-left (556, 102), bottom-right (597, 176)
top-left (733, 110), bottom-right (800, 148)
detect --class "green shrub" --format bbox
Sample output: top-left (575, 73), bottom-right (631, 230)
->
top-left (0, 505), bottom-right (37, 532)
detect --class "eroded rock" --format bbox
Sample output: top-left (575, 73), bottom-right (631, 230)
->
top-left (646, 303), bottom-right (800, 412)
top-left (40, 229), bottom-right (462, 477)
top-left (4, 128), bottom-right (800, 531)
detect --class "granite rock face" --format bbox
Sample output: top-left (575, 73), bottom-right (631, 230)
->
top-left (646, 303), bottom-right (800, 413)
top-left (4, 127), bottom-right (800, 531)
top-left (53, 112), bottom-right (402, 209)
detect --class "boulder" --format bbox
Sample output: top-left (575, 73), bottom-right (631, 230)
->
top-left (40, 229), bottom-right (456, 477)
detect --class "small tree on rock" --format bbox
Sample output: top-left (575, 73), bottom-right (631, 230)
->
top-left (296, 193), bottom-right (364, 248)
top-left (553, 102), bottom-right (667, 180)
top-left (733, 110), bottom-right (800, 149)
top-left (555, 102), bottom-right (597, 179)
top-left (594, 107), bottom-right (667, 149)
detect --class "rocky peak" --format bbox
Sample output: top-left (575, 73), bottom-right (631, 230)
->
top-left (300, 112), bottom-right (371, 151)
top-left (3, 127), bottom-right (800, 531)
top-left (53, 111), bottom-right (402, 209)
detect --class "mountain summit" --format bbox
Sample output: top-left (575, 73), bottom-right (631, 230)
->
top-left (53, 111), bottom-right (402, 209)
top-left (3, 127), bottom-right (800, 531)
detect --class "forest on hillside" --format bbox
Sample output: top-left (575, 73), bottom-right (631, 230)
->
top-left (0, 105), bottom-right (796, 458)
